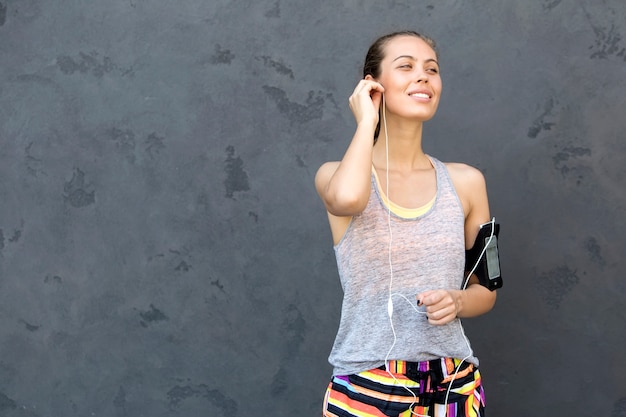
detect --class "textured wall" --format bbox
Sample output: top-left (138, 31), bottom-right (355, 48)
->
top-left (0, 1), bottom-right (625, 416)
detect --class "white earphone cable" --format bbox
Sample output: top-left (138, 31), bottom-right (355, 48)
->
top-left (380, 93), bottom-right (495, 416)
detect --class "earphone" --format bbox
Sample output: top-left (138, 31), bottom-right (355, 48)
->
top-left (379, 92), bottom-right (495, 416)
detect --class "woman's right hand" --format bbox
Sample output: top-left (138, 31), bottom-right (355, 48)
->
top-left (348, 79), bottom-right (385, 129)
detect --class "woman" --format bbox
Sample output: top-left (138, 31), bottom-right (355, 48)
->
top-left (315, 31), bottom-right (497, 417)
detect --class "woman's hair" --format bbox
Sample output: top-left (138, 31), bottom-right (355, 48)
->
top-left (362, 31), bottom-right (438, 140)
top-left (363, 30), bottom-right (438, 78)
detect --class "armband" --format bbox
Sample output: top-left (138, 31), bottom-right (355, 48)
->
top-left (465, 220), bottom-right (502, 291)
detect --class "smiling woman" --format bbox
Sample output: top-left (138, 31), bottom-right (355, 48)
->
top-left (315, 31), bottom-right (497, 417)
top-left (362, 31), bottom-right (440, 143)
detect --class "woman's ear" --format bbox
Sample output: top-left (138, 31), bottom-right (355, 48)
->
top-left (364, 74), bottom-right (375, 81)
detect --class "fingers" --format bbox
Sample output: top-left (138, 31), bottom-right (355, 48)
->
top-left (416, 289), bottom-right (444, 307)
top-left (349, 79), bottom-right (384, 109)
top-left (349, 79), bottom-right (385, 126)
top-left (353, 78), bottom-right (385, 96)
top-left (425, 306), bottom-right (457, 326)
top-left (416, 290), bottom-right (458, 326)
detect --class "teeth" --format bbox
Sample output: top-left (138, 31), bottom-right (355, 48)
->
top-left (411, 93), bottom-right (430, 98)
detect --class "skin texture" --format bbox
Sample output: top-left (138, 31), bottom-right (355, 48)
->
top-left (315, 35), bottom-right (496, 326)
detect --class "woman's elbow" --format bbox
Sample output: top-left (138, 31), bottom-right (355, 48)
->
top-left (324, 190), bottom-right (369, 216)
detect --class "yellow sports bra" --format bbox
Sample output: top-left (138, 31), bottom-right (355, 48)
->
top-left (372, 167), bottom-right (435, 218)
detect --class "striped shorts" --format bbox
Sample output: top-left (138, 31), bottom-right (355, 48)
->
top-left (323, 358), bottom-right (485, 417)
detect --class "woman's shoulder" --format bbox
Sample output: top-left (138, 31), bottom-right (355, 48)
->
top-left (442, 161), bottom-right (487, 191)
top-left (443, 161), bottom-right (483, 176)
top-left (441, 161), bottom-right (489, 221)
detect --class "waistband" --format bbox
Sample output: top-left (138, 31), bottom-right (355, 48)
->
top-left (381, 358), bottom-right (474, 385)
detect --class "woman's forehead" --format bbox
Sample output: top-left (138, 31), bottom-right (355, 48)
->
top-left (384, 36), bottom-right (437, 60)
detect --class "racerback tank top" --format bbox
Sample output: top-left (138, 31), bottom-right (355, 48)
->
top-left (329, 156), bottom-right (478, 376)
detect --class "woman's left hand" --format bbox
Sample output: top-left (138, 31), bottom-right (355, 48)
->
top-left (416, 289), bottom-right (461, 326)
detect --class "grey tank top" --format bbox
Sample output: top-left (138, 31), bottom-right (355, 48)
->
top-left (329, 156), bottom-right (478, 376)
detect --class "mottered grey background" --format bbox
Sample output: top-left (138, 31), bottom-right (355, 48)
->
top-left (0, 0), bottom-right (624, 416)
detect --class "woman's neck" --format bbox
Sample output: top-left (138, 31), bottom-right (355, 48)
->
top-left (374, 120), bottom-right (431, 171)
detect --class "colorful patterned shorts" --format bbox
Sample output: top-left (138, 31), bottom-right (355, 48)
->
top-left (323, 358), bottom-right (485, 417)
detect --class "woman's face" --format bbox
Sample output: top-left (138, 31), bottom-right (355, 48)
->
top-left (373, 35), bottom-right (442, 122)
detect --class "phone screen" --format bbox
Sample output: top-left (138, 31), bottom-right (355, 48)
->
top-left (484, 235), bottom-right (500, 279)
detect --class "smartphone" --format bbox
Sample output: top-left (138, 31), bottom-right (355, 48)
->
top-left (466, 221), bottom-right (502, 291)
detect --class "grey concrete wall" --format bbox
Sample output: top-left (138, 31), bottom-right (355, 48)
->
top-left (0, 0), bottom-right (624, 416)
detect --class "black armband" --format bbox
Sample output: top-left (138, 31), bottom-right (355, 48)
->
top-left (465, 220), bottom-right (502, 291)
